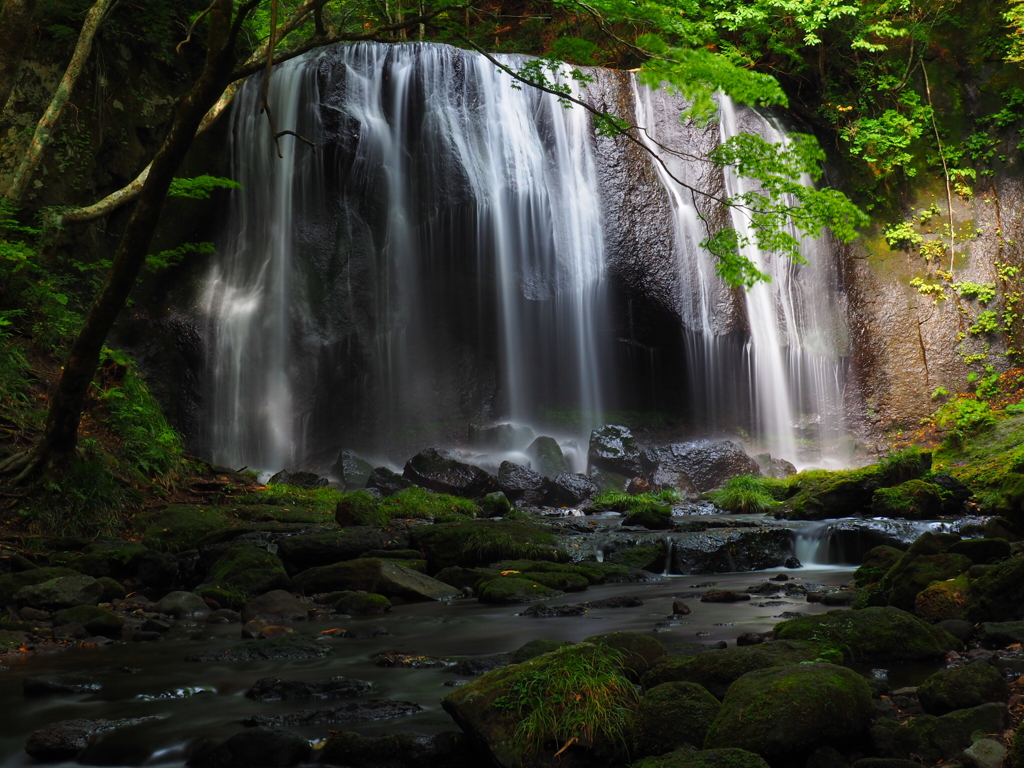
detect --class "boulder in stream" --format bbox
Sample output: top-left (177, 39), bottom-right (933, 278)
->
top-left (366, 466), bottom-right (415, 496)
top-left (331, 450), bottom-right (375, 490)
top-left (644, 440), bottom-right (759, 493)
top-left (243, 699), bottom-right (422, 727)
top-left (153, 590), bottom-right (209, 617)
top-left (545, 472), bottom-right (598, 506)
top-left (588, 424), bottom-right (644, 477)
top-left (189, 726), bottom-right (311, 768)
top-left (496, 461), bottom-right (547, 506)
top-left (240, 590), bottom-right (308, 623)
top-left (25, 718), bottom-right (157, 762)
top-left (293, 558), bottom-right (460, 601)
top-left (246, 676), bottom-right (373, 701)
top-left (14, 574), bottom-right (103, 609)
top-left (267, 469), bottom-right (329, 489)
top-left (525, 436), bottom-right (570, 478)
top-left (634, 682), bottom-right (722, 758)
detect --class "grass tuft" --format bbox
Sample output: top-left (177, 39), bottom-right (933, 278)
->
top-left (708, 475), bottom-right (782, 513)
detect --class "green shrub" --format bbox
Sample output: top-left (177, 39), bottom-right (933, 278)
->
top-left (935, 397), bottom-right (997, 446)
top-left (708, 475), bottom-right (781, 513)
top-left (878, 446), bottom-right (929, 484)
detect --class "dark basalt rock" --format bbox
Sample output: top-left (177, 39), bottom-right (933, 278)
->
top-left (246, 676), bottom-right (373, 701)
top-left (670, 527), bottom-right (792, 574)
top-left (23, 675), bottom-right (102, 696)
top-left (916, 661), bottom-right (1009, 715)
top-left (332, 449), bottom-right (375, 490)
top-left (239, 590), bottom-right (308, 624)
top-left (928, 472), bottom-right (974, 515)
top-left (700, 589), bottom-right (751, 603)
top-left (243, 699), bottom-right (422, 727)
top-left (14, 574), bottom-right (103, 609)
top-left (185, 635), bottom-right (332, 662)
top-left (449, 654), bottom-right (513, 675)
top-left (25, 718), bottom-right (157, 761)
top-left (366, 466), bottom-right (415, 496)
top-left (648, 440), bottom-right (760, 493)
top-left (545, 472), bottom-right (598, 506)
top-left (496, 461), bottom-right (547, 506)
top-left (268, 469), bottom-right (329, 489)
top-left (278, 527), bottom-right (403, 570)
top-left (319, 731), bottom-right (478, 768)
top-left (403, 448), bottom-right (496, 498)
top-left (190, 726), bottom-right (311, 768)
top-left (588, 424), bottom-right (643, 477)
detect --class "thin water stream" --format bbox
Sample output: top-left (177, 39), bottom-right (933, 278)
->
top-left (0, 566), bottom-right (854, 766)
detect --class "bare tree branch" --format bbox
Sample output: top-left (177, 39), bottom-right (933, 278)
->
top-left (3, 0), bottom-right (116, 202)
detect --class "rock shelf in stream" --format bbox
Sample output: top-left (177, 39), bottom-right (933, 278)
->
top-left (242, 699), bottom-right (423, 727)
top-left (245, 676), bottom-right (373, 700)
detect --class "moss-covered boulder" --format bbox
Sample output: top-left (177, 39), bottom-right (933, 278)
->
top-left (293, 558), bottom-right (460, 601)
top-left (202, 546), bottom-right (292, 600)
top-left (946, 537), bottom-right (1012, 564)
top-left (408, 520), bottom-right (563, 570)
top-left (521, 571), bottom-right (589, 592)
top-left (1009, 721), bottom-right (1024, 768)
top-left (872, 552), bottom-right (972, 612)
top-left (277, 527), bottom-right (405, 570)
top-left (319, 731), bottom-right (473, 768)
top-left (977, 620), bottom-right (1024, 646)
top-left (704, 663), bottom-right (873, 765)
top-left (141, 505), bottom-right (231, 552)
top-left (14, 574), bottom-right (103, 609)
top-left (870, 702), bottom-right (1006, 765)
top-left (0, 567), bottom-right (79, 606)
top-left (476, 575), bottom-right (558, 604)
top-left (632, 749), bottom-right (770, 768)
top-left (510, 639), bottom-right (571, 663)
top-left (53, 606), bottom-right (122, 637)
top-left (334, 491), bottom-right (388, 527)
top-left (623, 508), bottom-right (674, 529)
top-left (964, 552), bottom-right (1024, 621)
top-left (779, 468), bottom-right (883, 520)
top-left (49, 541), bottom-right (150, 580)
top-left (584, 632), bottom-right (666, 682)
top-left (634, 682), bottom-right (721, 758)
top-left (914, 574), bottom-right (970, 622)
top-left (870, 480), bottom-right (943, 519)
top-left (434, 566), bottom-right (500, 591)
top-left (607, 544), bottom-right (662, 571)
top-left (854, 546), bottom-right (904, 588)
top-left (494, 560), bottom-right (610, 585)
top-left (640, 641), bottom-right (824, 698)
top-left (334, 591), bottom-right (391, 615)
top-left (916, 661), bottom-right (1008, 715)
top-left (441, 643), bottom-right (638, 768)
top-left (772, 607), bottom-right (959, 662)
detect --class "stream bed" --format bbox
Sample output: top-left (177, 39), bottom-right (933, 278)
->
top-left (0, 565), bottom-right (860, 767)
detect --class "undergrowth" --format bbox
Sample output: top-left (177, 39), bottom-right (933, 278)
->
top-left (380, 487), bottom-right (480, 521)
top-left (587, 489), bottom-right (681, 513)
top-left (492, 644), bottom-right (638, 761)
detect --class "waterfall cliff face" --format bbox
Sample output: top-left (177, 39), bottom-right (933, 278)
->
top-left (200, 42), bottom-right (850, 470)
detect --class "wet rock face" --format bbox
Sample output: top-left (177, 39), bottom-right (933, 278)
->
top-left (525, 436), bottom-right (570, 478)
top-left (588, 424), bottom-right (644, 477)
top-left (497, 461), bottom-right (546, 506)
top-left (14, 575), bottom-right (103, 610)
top-left (403, 448), bottom-right (495, 498)
top-left (25, 718), bottom-right (157, 762)
top-left (267, 470), bottom-right (328, 489)
top-left (645, 441), bottom-right (760, 493)
top-left (670, 527), bottom-right (792, 574)
top-left (546, 473), bottom-right (599, 506)
top-left (331, 450), bottom-right (374, 490)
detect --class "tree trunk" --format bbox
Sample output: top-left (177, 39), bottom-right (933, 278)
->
top-left (3, 0), bottom-right (114, 202)
top-left (0, 0), bottom-right (37, 114)
top-left (0, 0), bottom-right (250, 480)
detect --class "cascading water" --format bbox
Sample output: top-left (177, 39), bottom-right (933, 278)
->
top-left (201, 42), bottom-right (850, 471)
top-left (201, 43), bottom-right (613, 468)
top-left (633, 86), bottom-right (849, 465)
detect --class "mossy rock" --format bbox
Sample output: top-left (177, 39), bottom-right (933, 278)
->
top-left (493, 560), bottom-right (609, 585)
top-left (779, 467), bottom-right (884, 521)
top-left (640, 641), bottom-right (823, 698)
top-left (772, 607), bottom-right (960, 662)
top-left (141, 505), bottom-right (232, 552)
top-left (914, 574), bottom-right (970, 622)
top-left (1009, 720), bottom-right (1024, 768)
top-left (481, 492), bottom-right (513, 517)
top-left (0, 567), bottom-right (80, 606)
top-left (584, 631), bottom-right (666, 681)
top-left (334, 590), bottom-right (391, 615)
top-left (632, 749), bottom-right (770, 768)
top-left (634, 682), bottom-right (721, 758)
top-left (623, 508), bottom-right (674, 530)
top-left (946, 537), bottom-right (1012, 564)
top-left (870, 702), bottom-right (1006, 765)
top-left (916, 661), bottom-right (1008, 715)
top-left (870, 480), bottom-right (943, 519)
top-left (521, 571), bottom-right (589, 592)
top-left (854, 545), bottom-right (905, 588)
top-left (964, 552), bottom-right (1024, 621)
top-left (96, 577), bottom-right (126, 602)
top-left (408, 520), bottom-right (563, 570)
top-left (49, 541), bottom-right (149, 579)
top-left (196, 585), bottom-right (247, 610)
top-left (476, 575), bottom-right (558, 604)
top-left (203, 545), bottom-right (291, 600)
top-left (360, 549), bottom-right (424, 560)
top-left (510, 638), bottom-right (571, 663)
top-left (872, 542), bottom-right (972, 612)
top-left (441, 643), bottom-right (638, 768)
top-left (434, 566), bottom-right (500, 591)
top-left (293, 558), bottom-right (459, 601)
top-left (608, 544), bottom-right (663, 571)
top-left (334, 491), bottom-right (388, 527)
top-left (53, 605), bottom-right (122, 637)
top-left (277, 527), bottom-right (406, 570)
top-left (319, 731), bottom-right (471, 767)
top-left (704, 663), bottom-right (873, 764)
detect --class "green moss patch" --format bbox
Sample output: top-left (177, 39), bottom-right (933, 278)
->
top-left (140, 505), bottom-right (231, 552)
top-left (409, 520), bottom-right (564, 570)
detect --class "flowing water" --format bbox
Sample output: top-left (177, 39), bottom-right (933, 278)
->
top-left (200, 42), bottom-right (851, 473)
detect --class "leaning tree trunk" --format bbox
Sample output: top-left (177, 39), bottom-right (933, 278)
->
top-left (0, 0), bottom-right (252, 481)
top-left (0, 0), bottom-right (37, 115)
top-left (3, 0), bottom-right (114, 202)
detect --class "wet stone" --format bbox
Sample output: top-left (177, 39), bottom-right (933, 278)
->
top-left (24, 675), bottom-right (102, 696)
top-left (242, 699), bottom-right (422, 727)
top-left (25, 718), bottom-right (158, 761)
top-left (246, 676), bottom-right (373, 701)
top-left (374, 651), bottom-right (452, 668)
top-left (448, 654), bottom-right (513, 675)
top-left (185, 636), bottom-right (332, 662)
top-left (701, 589), bottom-right (751, 603)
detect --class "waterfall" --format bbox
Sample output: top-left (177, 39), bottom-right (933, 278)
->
top-left (201, 43), bottom-right (612, 468)
top-left (200, 42), bottom-right (849, 471)
top-left (633, 84), bottom-right (849, 465)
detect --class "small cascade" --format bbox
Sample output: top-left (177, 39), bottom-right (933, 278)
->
top-left (789, 518), bottom-right (954, 567)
